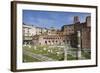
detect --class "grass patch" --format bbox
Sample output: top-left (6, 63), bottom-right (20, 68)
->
top-left (23, 54), bottom-right (40, 62)
top-left (81, 51), bottom-right (91, 59)
top-left (23, 45), bottom-right (90, 62)
top-left (23, 45), bottom-right (65, 61)
top-left (67, 54), bottom-right (77, 60)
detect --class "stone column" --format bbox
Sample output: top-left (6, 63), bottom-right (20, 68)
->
top-left (64, 43), bottom-right (68, 60)
top-left (77, 31), bottom-right (82, 59)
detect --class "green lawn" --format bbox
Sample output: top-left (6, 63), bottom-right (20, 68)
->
top-left (23, 54), bottom-right (40, 62)
top-left (23, 45), bottom-right (65, 62)
top-left (81, 51), bottom-right (91, 59)
top-left (23, 45), bottom-right (91, 62)
top-left (67, 54), bottom-right (77, 60)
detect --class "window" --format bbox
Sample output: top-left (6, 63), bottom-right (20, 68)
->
top-left (52, 40), bottom-right (54, 43)
top-left (56, 40), bottom-right (57, 43)
top-left (63, 40), bottom-right (65, 43)
top-left (49, 41), bottom-right (50, 43)
top-left (45, 41), bottom-right (47, 44)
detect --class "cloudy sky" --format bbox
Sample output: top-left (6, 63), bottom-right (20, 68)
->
top-left (23, 10), bottom-right (90, 29)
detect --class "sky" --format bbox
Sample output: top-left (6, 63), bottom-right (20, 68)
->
top-left (23, 10), bottom-right (91, 29)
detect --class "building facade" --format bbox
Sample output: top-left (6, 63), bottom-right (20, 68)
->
top-left (23, 16), bottom-right (91, 49)
top-left (23, 24), bottom-right (48, 44)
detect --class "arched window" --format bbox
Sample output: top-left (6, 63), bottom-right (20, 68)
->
top-left (45, 41), bottom-right (47, 44)
top-left (63, 40), bottom-right (65, 43)
top-left (49, 41), bottom-right (50, 43)
top-left (56, 40), bottom-right (57, 43)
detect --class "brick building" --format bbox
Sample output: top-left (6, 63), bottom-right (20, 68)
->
top-left (23, 16), bottom-right (91, 49)
top-left (62, 16), bottom-right (91, 49)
